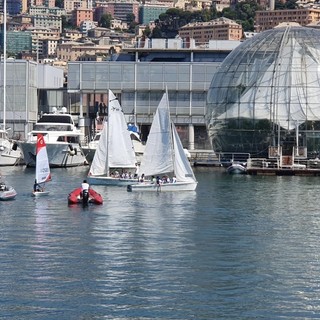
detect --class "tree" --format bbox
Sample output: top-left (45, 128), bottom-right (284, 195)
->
top-left (99, 14), bottom-right (112, 28)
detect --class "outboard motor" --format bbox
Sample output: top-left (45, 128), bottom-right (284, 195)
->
top-left (82, 189), bottom-right (89, 207)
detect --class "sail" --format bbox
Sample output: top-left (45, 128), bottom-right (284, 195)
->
top-left (107, 90), bottom-right (136, 168)
top-left (139, 92), bottom-right (174, 177)
top-left (88, 119), bottom-right (108, 176)
top-left (172, 123), bottom-right (196, 183)
top-left (89, 90), bottom-right (136, 176)
top-left (35, 134), bottom-right (50, 184)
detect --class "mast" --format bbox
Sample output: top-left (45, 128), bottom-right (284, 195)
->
top-left (3, 0), bottom-right (6, 129)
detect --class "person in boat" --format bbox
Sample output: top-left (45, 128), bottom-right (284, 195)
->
top-left (81, 179), bottom-right (90, 192)
top-left (156, 176), bottom-right (162, 186)
top-left (139, 174), bottom-right (145, 182)
top-left (172, 176), bottom-right (177, 183)
top-left (33, 179), bottom-right (43, 192)
top-left (0, 182), bottom-right (7, 191)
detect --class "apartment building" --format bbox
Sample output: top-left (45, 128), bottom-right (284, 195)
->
top-left (179, 17), bottom-right (243, 44)
top-left (255, 8), bottom-right (320, 31)
top-left (56, 41), bottom-right (115, 60)
top-left (139, 4), bottom-right (170, 24)
top-left (95, 1), bottom-right (139, 23)
top-left (29, 5), bottom-right (66, 16)
top-left (64, 0), bottom-right (88, 13)
top-left (72, 8), bottom-right (93, 27)
top-left (33, 14), bottom-right (62, 33)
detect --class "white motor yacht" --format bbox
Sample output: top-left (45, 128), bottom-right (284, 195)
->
top-left (19, 108), bottom-right (87, 167)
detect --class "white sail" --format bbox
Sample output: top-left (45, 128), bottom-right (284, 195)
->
top-left (35, 134), bottom-right (50, 184)
top-left (88, 119), bottom-right (108, 176)
top-left (89, 90), bottom-right (136, 177)
top-left (139, 93), bottom-right (174, 177)
top-left (172, 123), bottom-right (197, 183)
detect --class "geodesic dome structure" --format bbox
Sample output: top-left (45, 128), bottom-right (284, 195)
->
top-left (207, 25), bottom-right (320, 157)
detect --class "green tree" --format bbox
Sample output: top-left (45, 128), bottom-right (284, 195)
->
top-left (99, 13), bottom-right (112, 28)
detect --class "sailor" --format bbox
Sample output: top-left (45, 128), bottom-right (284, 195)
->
top-left (33, 179), bottom-right (43, 192)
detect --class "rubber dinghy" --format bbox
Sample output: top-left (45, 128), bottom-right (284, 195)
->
top-left (68, 187), bottom-right (103, 205)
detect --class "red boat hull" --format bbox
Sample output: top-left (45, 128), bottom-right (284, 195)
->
top-left (68, 187), bottom-right (103, 205)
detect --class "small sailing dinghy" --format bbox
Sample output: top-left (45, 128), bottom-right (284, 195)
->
top-left (0, 181), bottom-right (17, 200)
top-left (32, 134), bottom-right (51, 196)
top-left (127, 91), bottom-right (198, 192)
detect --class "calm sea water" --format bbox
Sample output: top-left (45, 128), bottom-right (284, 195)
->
top-left (1, 165), bottom-right (320, 319)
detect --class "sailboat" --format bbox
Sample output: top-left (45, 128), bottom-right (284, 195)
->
top-left (32, 133), bottom-right (51, 196)
top-left (0, 0), bottom-right (22, 166)
top-left (127, 91), bottom-right (198, 192)
top-left (87, 90), bottom-right (138, 186)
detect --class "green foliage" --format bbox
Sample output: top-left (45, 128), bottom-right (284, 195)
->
top-left (99, 13), bottom-right (112, 28)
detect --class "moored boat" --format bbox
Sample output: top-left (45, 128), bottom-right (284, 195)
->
top-left (226, 163), bottom-right (247, 174)
top-left (0, 182), bottom-right (17, 200)
top-left (19, 108), bottom-right (87, 167)
top-left (0, 129), bottom-right (22, 166)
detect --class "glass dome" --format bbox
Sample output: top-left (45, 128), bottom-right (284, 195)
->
top-left (206, 25), bottom-right (320, 157)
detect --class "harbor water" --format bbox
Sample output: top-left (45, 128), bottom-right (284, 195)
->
top-left (1, 165), bottom-right (320, 319)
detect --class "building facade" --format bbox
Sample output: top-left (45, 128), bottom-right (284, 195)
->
top-left (179, 17), bottom-right (243, 44)
top-left (255, 8), bottom-right (320, 31)
top-left (66, 39), bottom-right (239, 149)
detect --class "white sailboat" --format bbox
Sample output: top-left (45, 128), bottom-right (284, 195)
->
top-left (87, 90), bottom-right (138, 186)
top-left (0, 0), bottom-right (22, 166)
top-left (32, 133), bottom-right (51, 196)
top-left (127, 91), bottom-right (198, 192)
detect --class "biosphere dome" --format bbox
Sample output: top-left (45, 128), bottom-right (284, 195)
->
top-left (207, 24), bottom-right (320, 157)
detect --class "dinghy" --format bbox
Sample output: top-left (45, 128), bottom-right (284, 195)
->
top-left (32, 134), bottom-right (51, 196)
top-left (68, 187), bottom-right (103, 205)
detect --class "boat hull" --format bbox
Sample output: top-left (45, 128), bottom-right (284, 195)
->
top-left (88, 175), bottom-right (138, 186)
top-left (19, 141), bottom-right (87, 167)
top-left (0, 139), bottom-right (22, 166)
top-left (0, 187), bottom-right (17, 200)
top-left (226, 163), bottom-right (247, 174)
top-left (127, 181), bottom-right (198, 192)
top-left (32, 191), bottom-right (49, 197)
top-left (68, 187), bottom-right (103, 205)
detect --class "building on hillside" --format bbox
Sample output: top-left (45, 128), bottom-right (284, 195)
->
top-left (64, 0), bottom-right (88, 13)
top-left (139, 4), bottom-right (170, 24)
top-left (179, 17), bottom-right (243, 44)
top-left (110, 19), bottom-right (128, 30)
top-left (255, 8), bottom-right (320, 31)
top-left (31, 0), bottom-right (56, 7)
top-left (29, 5), bottom-right (66, 16)
top-left (63, 29), bottom-right (83, 41)
top-left (80, 20), bottom-right (97, 34)
top-left (32, 14), bottom-right (62, 33)
top-left (185, 0), bottom-right (212, 11)
top-left (11, 14), bottom-right (33, 29)
top-left (212, 0), bottom-right (231, 11)
top-left (95, 1), bottom-right (139, 23)
top-left (56, 41), bottom-right (118, 61)
top-left (72, 8), bottom-right (94, 27)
